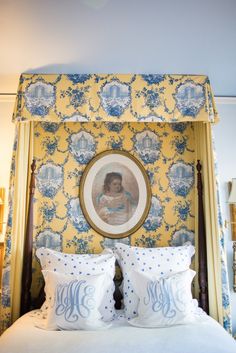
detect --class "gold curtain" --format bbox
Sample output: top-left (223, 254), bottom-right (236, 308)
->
top-left (9, 122), bottom-right (33, 322)
top-left (195, 122), bottom-right (223, 324)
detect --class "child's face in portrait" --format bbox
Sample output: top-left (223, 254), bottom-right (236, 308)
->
top-left (109, 178), bottom-right (122, 193)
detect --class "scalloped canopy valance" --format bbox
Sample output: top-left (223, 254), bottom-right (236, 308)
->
top-left (13, 74), bottom-right (218, 123)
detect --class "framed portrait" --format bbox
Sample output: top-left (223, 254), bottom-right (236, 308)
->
top-left (80, 150), bottom-right (151, 238)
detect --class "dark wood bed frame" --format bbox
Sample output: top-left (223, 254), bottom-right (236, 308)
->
top-left (20, 159), bottom-right (209, 316)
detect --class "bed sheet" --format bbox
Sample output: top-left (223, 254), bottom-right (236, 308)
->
top-left (0, 310), bottom-right (236, 353)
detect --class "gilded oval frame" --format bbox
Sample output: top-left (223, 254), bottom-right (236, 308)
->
top-left (79, 150), bottom-right (151, 239)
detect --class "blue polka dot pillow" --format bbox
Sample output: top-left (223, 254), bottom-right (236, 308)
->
top-left (36, 248), bottom-right (116, 321)
top-left (114, 243), bottom-right (195, 319)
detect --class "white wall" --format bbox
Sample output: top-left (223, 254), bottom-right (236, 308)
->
top-left (213, 104), bottom-right (236, 334)
top-left (0, 98), bottom-right (15, 242)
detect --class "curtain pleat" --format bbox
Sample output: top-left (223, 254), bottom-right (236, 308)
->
top-left (0, 122), bottom-right (33, 333)
top-left (194, 122), bottom-right (232, 333)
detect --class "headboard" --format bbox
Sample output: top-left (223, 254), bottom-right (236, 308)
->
top-left (20, 159), bottom-right (209, 316)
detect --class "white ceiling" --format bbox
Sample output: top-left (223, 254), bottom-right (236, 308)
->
top-left (0, 0), bottom-right (236, 95)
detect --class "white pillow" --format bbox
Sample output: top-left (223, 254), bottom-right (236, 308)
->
top-left (36, 247), bottom-right (116, 321)
top-left (129, 269), bottom-right (196, 328)
top-left (114, 243), bottom-right (195, 319)
top-left (41, 270), bottom-right (111, 330)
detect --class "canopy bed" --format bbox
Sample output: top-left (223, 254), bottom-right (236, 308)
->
top-left (0, 74), bottom-right (234, 352)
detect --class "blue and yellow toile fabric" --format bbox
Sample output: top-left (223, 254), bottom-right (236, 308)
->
top-left (31, 122), bottom-right (195, 299)
top-left (1, 74), bottom-right (231, 335)
top-left (1, 121), bottom-right (196, 333)
top-left (13, 74), bottom-right (218, 123)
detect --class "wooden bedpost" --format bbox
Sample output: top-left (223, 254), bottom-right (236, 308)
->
top-left (196, 160), bottom-right (209, 314)
top-left (20, 159), bottom-right (36, 316)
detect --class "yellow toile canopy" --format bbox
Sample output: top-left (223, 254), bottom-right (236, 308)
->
top-left (2, 73), bottom-right (231, 336)
top-left (12, 74), bottom-right (218, 123)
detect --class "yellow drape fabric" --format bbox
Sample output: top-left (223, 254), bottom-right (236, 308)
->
top-left (1, 73), bottom-right (231, 335)
top-left (10, 122), bottom-right (34, 322)
top-left (194, 122), bottom-right (223, 323)
top-left (12, 74), bottom-right (218, 124)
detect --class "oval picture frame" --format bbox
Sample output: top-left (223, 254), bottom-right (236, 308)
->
top-left (80, 150), bottom-right (151, 239)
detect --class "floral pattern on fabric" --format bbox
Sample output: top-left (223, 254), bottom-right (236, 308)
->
top-left (27, 122), bottom-right (195, 304)
top-left (13, 74), bottom-right (218, 123)
top-left (1, 73), bottom-right (223, 334)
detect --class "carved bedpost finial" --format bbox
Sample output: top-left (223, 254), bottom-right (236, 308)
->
top-left (196, 159), bottom-right (201, 173)
top-left (31, 159), bottom-right (36, 173)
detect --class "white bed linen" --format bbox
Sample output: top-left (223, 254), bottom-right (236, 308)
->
top-left (0, 311), bottom-right (236, 353)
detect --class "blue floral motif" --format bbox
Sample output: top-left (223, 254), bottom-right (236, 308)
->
top-left (136, 87), bottom-right (160, 110)
top-left (174, 81), bottom-right (205, 117)
top-left (7, 204), bottom-right (13, 228)
top-left (147, 171), bottom-right (155, 186)
top-left (172, 137), bottom-right (187, 154)
top-left (66, 235), bottom-right (94, 254)
top-left (174, 201), bottom-right (191, 221)
top-left (105, 122), bottom-right (123, 132)
top-left (143, 196), bottom-right (163, 231)
top-left (67, 198), bottom-right (90, 232)
top-left (37, 163), bottom-right (63, 198)
top-left (142, 74), bottom-right (165, 85)
top-left (145, 90), bottom-right (160, 109)
top-left (170, 227), bottom-right (195, 246)
top-left (134, 130), bottom-right (161, 164)
top-left (221, 265), bottom-right (231, 311)
top-left (36, 229), bottom-right (62, 251)
top-left (223, 316), bottom-right (231, 331)
top-left (42, 137), bottom-right (58, 155)
top-left (4, 237), bottom-right (11, 259)
top-left (222, 293), bottom-right (230, 309)
top-left (171, 123), bottom-right (187, 133)
top-left (134, 234), bottom-right (160, 248)
top-left (61, 87), bottom-right (89, 109)
top-left (168, 161), bottom-right (194, 197)
top-left (41, 122), bottom-right (60, 133)
top-left (107, 137), bottom-right (123, 149)
top-left (67, 74), bottom-right (91, 84)
top-left (1, 267), bottom-right (10, 307)
top-left (25, 80), bottom-right (56, 116)
top-left (68, 131), bottom-right (96, 164)
top-left (100, 80), bottom-right (131, 117)
top-left (40, 203), bottom-right (56, 222)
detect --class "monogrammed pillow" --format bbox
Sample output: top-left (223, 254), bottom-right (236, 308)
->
top-left (114, 243), bottom-right (195, 319)
top-left (129, 269), bottom-right (196, 328)
top-left (36, 247), bottom-right (116, 321)
top-left (41, 270), bottom-right (111, 330)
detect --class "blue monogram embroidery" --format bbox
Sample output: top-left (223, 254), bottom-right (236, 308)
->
top-left (55, 280), bottom-right (95, 322)
top-left (144, 278), bottom-right (185, 318)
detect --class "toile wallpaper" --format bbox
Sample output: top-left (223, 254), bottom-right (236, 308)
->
top-left (31, 121), bottom-right (195, 298)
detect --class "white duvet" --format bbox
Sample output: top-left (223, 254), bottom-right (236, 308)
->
top-left (0, 311), bottom-right (236, 353)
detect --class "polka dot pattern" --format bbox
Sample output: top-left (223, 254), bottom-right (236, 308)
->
top-left (114, 243), bottom-right (195, 319)
top-left (36, 247), bottom-right (116, 321)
